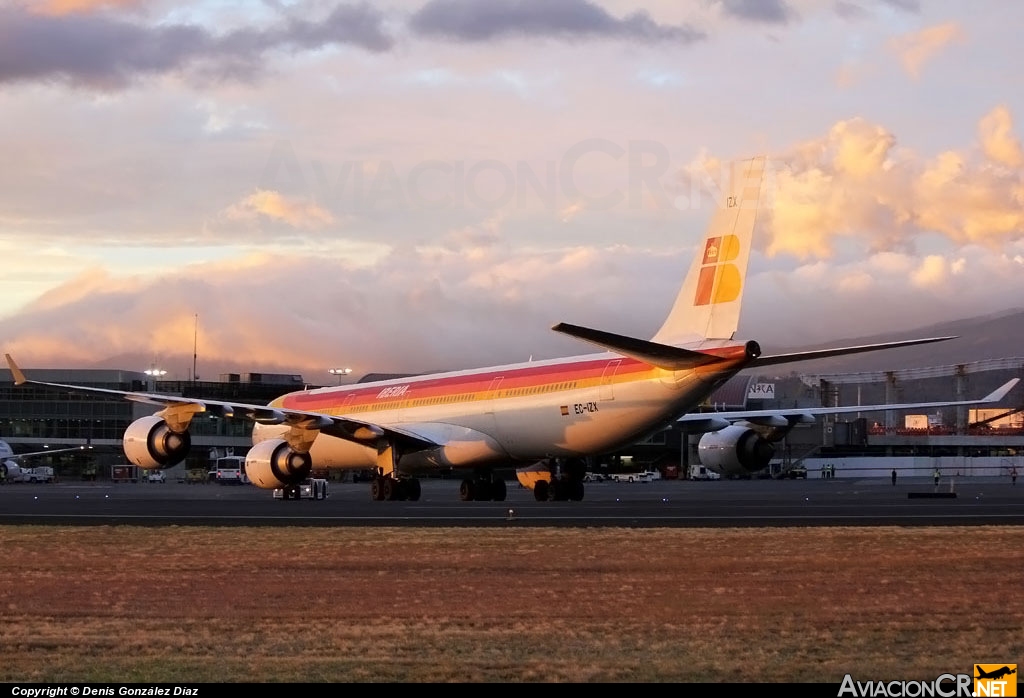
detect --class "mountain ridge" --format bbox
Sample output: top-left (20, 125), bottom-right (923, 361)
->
top-left (756, 306), bottom-right (1024, 377)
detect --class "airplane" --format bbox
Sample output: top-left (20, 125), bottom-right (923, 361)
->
top-left (0, 439), bottom-right (88, 482)
top-left (3, 156), bottom-right (1020, 502)
top-left (975, 666), bottom-right (1016, 680)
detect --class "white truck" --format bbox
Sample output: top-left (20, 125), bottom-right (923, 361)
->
top-left (687, 464), bottom-right (721, 481)
top-left (273, 478), bottom-right (329, 500)
top-left (608, 471), bottom-right (652, 483)
top-left (24, 466), bottom-right (55, 483)
top-left (4, 465), bottom-right (56, 483)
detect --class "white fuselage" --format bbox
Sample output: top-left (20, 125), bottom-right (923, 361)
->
top-left (251, 349), bottom-right (749, 472)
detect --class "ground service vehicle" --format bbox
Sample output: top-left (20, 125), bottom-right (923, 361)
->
top-left (214, 455), bottom-right (249, 485)
top-left (111, 464), bottom-right (139, 483)
top-left (10, 466), bottom-right (56, 483)
top-left (688, 465), bottom-right (721, 481)
top-left (273, 478), bottom-right (328, 500)
top-left (608, 472), bottom-right (652, 483)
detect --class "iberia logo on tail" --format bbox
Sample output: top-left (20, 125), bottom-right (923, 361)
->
top-left (693, 234), bottom-right (742, 306)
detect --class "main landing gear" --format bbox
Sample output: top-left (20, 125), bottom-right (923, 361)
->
top-left (533, 458), bottom-right (586, 502)
top-left (370, 473), bottom-right (422, 501)
top-left (370, 441), bottom-right (421, 501)
top-left (458, 470), bottom-right (508, 502)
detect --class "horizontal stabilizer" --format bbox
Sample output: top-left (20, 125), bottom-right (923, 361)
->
top-left (551, 323), bottom-right (739, 370)
top-left (753, 336), bottom-right (958, 368)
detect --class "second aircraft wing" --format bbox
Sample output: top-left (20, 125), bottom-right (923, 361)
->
top-left (677, 378), bottom-right (1020, 431)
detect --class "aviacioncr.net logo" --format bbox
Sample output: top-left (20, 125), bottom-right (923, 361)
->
top-left (974, 664), bottom-right (1017, 697)
top-left (838, 673), bottom-right (973, 697)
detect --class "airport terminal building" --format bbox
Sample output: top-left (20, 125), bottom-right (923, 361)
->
top-left (0, 368), bottom-right (301, 476)
top-left (2, 358), bottom-right (1023, 481)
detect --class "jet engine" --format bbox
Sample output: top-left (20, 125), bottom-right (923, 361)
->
top-left (697, 424), bottom-right (774, 477)
top-left (123, 415), bottom-right (191, 469)
top-left (244, 438), bottom-right (312, 489)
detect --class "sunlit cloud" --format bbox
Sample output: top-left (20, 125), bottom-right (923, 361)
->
top-left (763, 110), bottom-right (1024, 260)
top-left (910, 254), bottom-right (951, 287)
top-left (978, 106), bottom-right (1024, 168)
top-left (887, 21), bottom-right (965, 79)
top-left (29, 0), bottom-right (142, 16)
top-left (224, 190), bottom-right (335, 229)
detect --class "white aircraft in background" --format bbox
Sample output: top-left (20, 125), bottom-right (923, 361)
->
top-left (4, 157), bottom-right (1019, 501)
top-left (0, 439), bottom-right (87, 481)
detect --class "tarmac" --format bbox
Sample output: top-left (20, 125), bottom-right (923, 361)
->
top-left (1, 475), bottom-right (1022, 527)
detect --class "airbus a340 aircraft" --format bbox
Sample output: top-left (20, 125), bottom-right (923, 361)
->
top-left (4, 157), bottom-right (1019, 502)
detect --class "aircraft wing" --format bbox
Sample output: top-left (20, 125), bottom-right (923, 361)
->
top-left (551, 323), bottom-right (958, 371)
top-left (678, 378), bottom-right (1020, 430)
top-left (751, 336), bottom-right (959, 367)
top-left (4, 354), bottom-right (439, 452)
top-left (4, 445), bottom-right (90, 460)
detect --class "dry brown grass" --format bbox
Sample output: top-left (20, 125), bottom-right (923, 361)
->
top-left (1, 525), bottom-right (1022, 683)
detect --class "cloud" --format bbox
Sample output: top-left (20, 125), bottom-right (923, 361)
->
top-left (978, 106), bottom-right (1024, 168)
top-left (0, 241), bottom-right (692, 377)
top-left (763, 111), bottom-right (1024, 260)
top-left (31, 0), bottom-right (142, 15)
top-left (833, 2), bottom-right (869, 20)
top-left (0, 3), bottom-right (393, 88)
top-left (880, 0), bottom-right (920, 11)
top-left (713, 0), bottom-right (794, 24)
top-left (887, 21), bottom-right (965, 79)
top-left (910, 254), bottom-right (953, 288)
top-left (224, 190), bottom-right (336, 229)
top-left (409, 0), bottom-right (704, 43)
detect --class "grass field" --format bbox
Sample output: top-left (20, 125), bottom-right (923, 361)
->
top-left (2, 525), bottom-right (1021, 683)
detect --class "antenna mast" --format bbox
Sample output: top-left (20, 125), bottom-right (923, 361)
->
top-left (193, 313), bottom-right (198, 383)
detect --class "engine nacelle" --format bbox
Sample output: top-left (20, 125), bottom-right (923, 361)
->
top-left (123, 415), bottom-right (191, 469)
top-left (244, 438), bottom-right (312, 490)
top-left (697, 424), bottom-right (774, 478)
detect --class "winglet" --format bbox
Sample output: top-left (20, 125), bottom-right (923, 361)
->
top-left (982, 378), bottom-right (1019, 402)
top-left (5, 354), bottom-right (26, 385)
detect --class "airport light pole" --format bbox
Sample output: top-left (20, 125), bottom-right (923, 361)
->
top-left (144, 366), bottom-right (167, 391)
top-left (328, 367), bottom-right (352, 385)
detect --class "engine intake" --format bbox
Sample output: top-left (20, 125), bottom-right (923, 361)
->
top-left (123, 415), bottom-right (191, 469)
top-left (697, 424), bottom-right (774, 477)
top-left (245, 438), bottom-right (312, 489)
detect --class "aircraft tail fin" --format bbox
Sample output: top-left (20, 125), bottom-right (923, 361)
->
top-left (651, 156), bottom-right (766, 346)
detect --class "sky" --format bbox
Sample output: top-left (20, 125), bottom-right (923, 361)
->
top-left (1, 0), bottom-right (1023, 382)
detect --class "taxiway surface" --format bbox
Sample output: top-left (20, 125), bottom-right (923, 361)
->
top-left (1, 476), bottom-right (1022, 527)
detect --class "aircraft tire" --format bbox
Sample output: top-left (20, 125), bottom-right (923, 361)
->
top-left (491, 478), bottom-right (507, 502)
top-left (569, 480), bottom-right (584, 502)
top-left (459, 478), bottom-right (475, 502)
top-left (370, 478), bottom-right (385, 501)
top-left (405, 478), bottom-right (421, 501)
top-left (473, 478), bottom-right (492, 501)
top-left (533, 479), bottom-right (549, 502)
